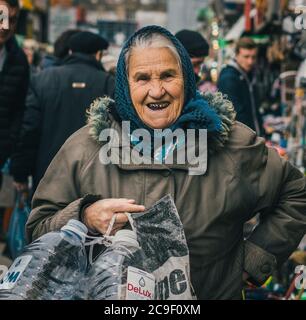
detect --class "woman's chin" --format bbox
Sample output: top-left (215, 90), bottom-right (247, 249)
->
top-left (138, 107), bottom-right (179, 129)
top-left (144, 119), bottom-right (174, 130)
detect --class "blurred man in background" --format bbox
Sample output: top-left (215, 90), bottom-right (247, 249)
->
top-left (40, 29), bottom-right (80, 70)
top-left (218, 37), bottom-right (263, 135)
top-left (11, 31), bottom-right (115, 193)
top-left (0, 0), bottom-right (29, 189)
top-left (175, 29), bottom-right (209, 84)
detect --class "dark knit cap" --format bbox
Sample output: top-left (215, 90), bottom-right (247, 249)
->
top-left (68, 31), bottom-right (109, 54)
top-left (175, 29), bottom-right (209, 58)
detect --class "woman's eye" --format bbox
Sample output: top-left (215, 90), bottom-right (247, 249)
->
top-left (136, 75), bottom-right (149, 82)
top-left (161, 73), bottom-right (174, 80)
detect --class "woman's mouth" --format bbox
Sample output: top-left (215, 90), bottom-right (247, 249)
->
top-left (146, 102), bottom-right (170, 111)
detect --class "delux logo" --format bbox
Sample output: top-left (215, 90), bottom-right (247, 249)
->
top-left (0, 4), bottom-right (9, 30)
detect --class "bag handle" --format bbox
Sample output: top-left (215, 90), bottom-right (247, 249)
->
top-left (105, 212), bottom-right (136, 237)
top-left (85, 213), bottom-right (137, 265)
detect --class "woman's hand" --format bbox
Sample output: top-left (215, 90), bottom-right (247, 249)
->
top-left (83, 198), bottom-right (145, 235)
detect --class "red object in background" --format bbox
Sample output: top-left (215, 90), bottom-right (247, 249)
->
top-left (76, 5), bottom-right (86, 23)
top-left (266, 141), bottom-right (287, 158)
top-left (244, 0), bottom-right (252, 32)
top-left (2, 208), bottom-right (13, 234)
top-left (50, 0), bottom-right (73, 7)
top-left (255, 0), bottom-right (268, 30)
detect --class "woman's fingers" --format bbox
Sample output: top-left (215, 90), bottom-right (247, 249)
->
top-left (112, 202), bottom-right (146, 213)
top-left (83, 198), bottom-right (145, 235)
top-left (99, 198), bottom-right (144, 212)
top-left (113, 213), bottom-right (129, 224)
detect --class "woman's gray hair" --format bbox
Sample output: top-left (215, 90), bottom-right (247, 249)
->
top-left (125, 33), bottom-right (182, 74)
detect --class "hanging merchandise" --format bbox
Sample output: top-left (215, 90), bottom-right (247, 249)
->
top-left (255, 0), bottom-right (268, 31)
top-left (294, 33), bottom-right (306, 60)
top-left (286, 75), bottom-right (306, 174)
top-left (267, 40), bottom-right (285, 65)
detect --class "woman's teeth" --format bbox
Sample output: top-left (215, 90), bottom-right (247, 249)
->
top-left (147, 102), bottom-right (170, 110)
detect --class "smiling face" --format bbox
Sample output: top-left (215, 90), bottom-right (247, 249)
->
top-left (128, 47), bottom-right (184, 129)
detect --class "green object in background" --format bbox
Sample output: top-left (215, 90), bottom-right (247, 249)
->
top-left (250, 35), bottom-right (270, 44)
top-left (197, 7), bottom-right (215, 22)
top-left (301, 292), bottom-right (306, 300)
top-left (15, 34), bottom-right (25, 47)
top-left (218, 38), bottom-right (227, 49)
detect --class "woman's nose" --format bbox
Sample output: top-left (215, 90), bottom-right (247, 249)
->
top-left (148, 81), bottom-right (165, 99)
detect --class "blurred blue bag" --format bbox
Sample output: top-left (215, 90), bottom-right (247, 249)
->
top-left (7, 192), bottom-right (31, 259)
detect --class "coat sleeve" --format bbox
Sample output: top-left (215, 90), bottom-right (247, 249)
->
top-left (10, 76), bottom-right (42, 182)
top-left (9, 62), bottom-right (29, 147)
top-left (246, 148), bottom-right (306, 284)
top-left (25, 129), bottom-right (101, 243)
top-left (229, 124), bottom-right (306, 284)
top-left (0, 58), bottom-right (29, 170)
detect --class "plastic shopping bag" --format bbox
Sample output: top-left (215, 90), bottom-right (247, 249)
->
top-left (0, 160), bottom-right (15, 208)
top-left (130, 194), bottom-right (196, 300)
top-left (7, 192), bottom-right (31, 259)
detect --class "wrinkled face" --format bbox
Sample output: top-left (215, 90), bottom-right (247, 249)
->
top-left (128, 47), bottom-right (184, 129)
top-left (0, 1), bottom-right (19, 47)
top-left (236, 48), bottom-right (257, 73)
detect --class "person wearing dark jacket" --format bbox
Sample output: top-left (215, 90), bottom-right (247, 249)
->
top-left (40, 29), bottom-right (80, 70)
top-left (0, 0), bottom-right (29, 188)
top-left (175, 29), bottom-right (209, 84)
top-left (217, 37), bottom-right (263, 135)
top-left (10, 31), bottom-right (115, 192)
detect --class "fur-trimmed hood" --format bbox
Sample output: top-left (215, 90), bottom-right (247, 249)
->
top-left (86, 91), bottom-right (236, 153)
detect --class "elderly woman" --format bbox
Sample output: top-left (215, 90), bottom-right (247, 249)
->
top-left (26, 26), bottom-right (306, 300)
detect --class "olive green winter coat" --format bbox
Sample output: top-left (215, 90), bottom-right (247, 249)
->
top-left (26, 92), bottom-right (306, 299)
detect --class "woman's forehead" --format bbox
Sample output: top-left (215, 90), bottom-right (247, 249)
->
top-left (128, 47), bottom-right (181, 74)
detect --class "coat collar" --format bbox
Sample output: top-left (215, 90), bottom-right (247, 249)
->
top-left (62, 53), bottom-right (104, 70)
top-left (87, 91), bottom-right (236, 155)
top-left (86, 92), bottom-right (235, 173)
top-left (227, 59), bottom-right (256, 84)
top-left (4, 36), bottom-right (19, 55)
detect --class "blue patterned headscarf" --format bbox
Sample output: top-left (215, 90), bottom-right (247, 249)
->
top-left (115, 25), bottom-right (221, 133)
